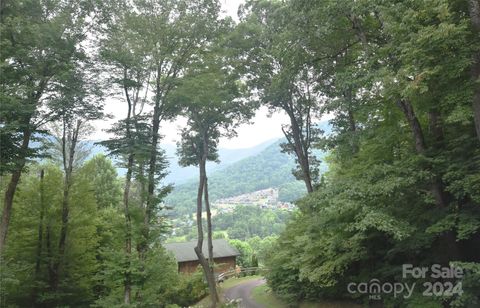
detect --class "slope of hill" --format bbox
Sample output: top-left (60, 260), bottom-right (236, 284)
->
top-left (162, 138), bottom-right (276, 184)
top-left (165, 140), bottom-right (322, 216)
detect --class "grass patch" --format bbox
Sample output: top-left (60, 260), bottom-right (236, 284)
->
top-left (251, 284), bottom-right (288, 307)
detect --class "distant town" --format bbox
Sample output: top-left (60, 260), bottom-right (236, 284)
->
top-left (168, 188), bottom-right (295, 239)
top-left (213, 188), bottom-right (295, 213)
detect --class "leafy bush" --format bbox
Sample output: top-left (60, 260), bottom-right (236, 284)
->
top-left (169, 270), bottom-right (209, 307)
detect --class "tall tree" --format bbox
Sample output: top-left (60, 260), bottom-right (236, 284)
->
top-left (47, 111), bottom-right (100, 293)
top-left (235, 1), bottom-right (322, 193)
top-left (0, 0), bottom-right (98, 253)
top-left (34, 56), bottom-right (102, 293)
top-left (98, 0), bottom-right (221, 303)
top-left (134, 0), bottom-right (221, 260)
top-left (98, 3), bottom-right (152, 301)
top-left (175, 46), bottom-right (254, 307)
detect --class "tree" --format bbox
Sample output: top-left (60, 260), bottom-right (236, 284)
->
top-left (175, 41), bottom-right (254, 307)
top-left (136, 0), bottom-right (221, 261)
top-left (81, 155), bottom-right (122, 209)
top-left (0, 0), bottom-right (99, 253)
top-left (46, 121), bottom-right (94, 294)
top-left (468, 0), bottom-right (480, 141)
top-left (2, 163), bottom-right (101, 306)
top-left (98, 3), bottom-right (153, 301)
top-left (235, 1), bottom-right (323, 193)
top-left (97, 1), bottom-right (223, 303)
top-left (258, 0), bottom-right (480, 305)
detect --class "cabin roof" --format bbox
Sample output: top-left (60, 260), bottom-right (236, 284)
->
top-left (165, 239), bottom-right (240, 263)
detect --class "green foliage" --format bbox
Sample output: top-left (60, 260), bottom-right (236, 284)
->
top-left (0, 0), bottom-right (101, 174)
top-left (170, 205), bottom-right (290, 241)
top-left (213, 206), bottom-right (289, 240)
top-left (173, 19), bottom-right (255, 168)
top-left (0, 156), bottom-right (188, 307)
top-left (247, 0), bottom-right (480, 306)
top-left (278, 181), bottom-right (306, 202)
top-left (229, 239), bottom-right (254, 268)
top-left (79, 155), bottom-right (122, 209)
top-left (95, 246), bottom-right (181, 307)
top-left (2, 164), bottom-right (100, 306)
top-left (3, 0), bottom-right (480, 307)
top-left (229, 236), bottom-right (276, 270)
top-left (169, 270), bottom-right (209, 307)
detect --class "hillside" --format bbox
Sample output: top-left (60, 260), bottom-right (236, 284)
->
top-left (162, 138), bottom-right (276, 184)
top-left (165, 140), bottom-right (319, 216)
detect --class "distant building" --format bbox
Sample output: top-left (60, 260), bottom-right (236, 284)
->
top-left (165, 239), bottom-right (240, 274)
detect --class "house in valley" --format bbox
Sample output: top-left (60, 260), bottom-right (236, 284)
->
top-left (165, 239), bottom-right (240, 274)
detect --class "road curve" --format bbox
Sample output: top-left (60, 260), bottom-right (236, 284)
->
top-left (224, 278), bottom-right (266, 308)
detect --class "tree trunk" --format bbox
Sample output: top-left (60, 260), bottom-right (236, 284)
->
top-left (56, 175), bottom-right (71, 285)
top-left (204, 178), bottom-right (214, 263)
top-left (468, 0), bottom-right (480, 142)
top-left (202, 134), bottom-right (215, 266)
top-left (282, 106), bottom-right (314, 193)
top-left (31, 169), bottom-right (45, 305)
top-left (0, 128), bottom-right (32, 254)
top-left (123, 70), bottom-right (134, 304)
top-left (428, 109), bottom-right (444, 143)
top-left (397, 100), bottom-right (460, 261)
top-left (296, 146), bottom-right (314, 193)
top-left (195, 146), bottom-right (218, 308)
top-left (204, 176), bottom-right (219, 304)
top-left (348, 109), bottom-right (356, 133)
top-left (350, 14), bottom-right (368, 48)
top-left (143, 105), bottom-right (161, 258)
top-left (396, 100), bottom-right (448, 206)
top-left (123, 154), bottom-right (134, 305)
top-left (46, 221), bottom-right (55, 303)
top-left (396, 99), bottom-right (427, 154)
top-left (345, 86), bottom-right (359, 154)
top-left (52, 120), bottom-right (80, 291)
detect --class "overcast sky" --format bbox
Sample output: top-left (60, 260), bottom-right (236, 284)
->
top-left (91, 0), bottom-right (294, 149)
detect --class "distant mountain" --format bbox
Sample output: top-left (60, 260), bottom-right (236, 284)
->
top-left (164, 120), bottom-right (331, 187)
top-left (165, 139), bottom-right (327, 217)
top-left (162, 138), bottom-right (276, 185)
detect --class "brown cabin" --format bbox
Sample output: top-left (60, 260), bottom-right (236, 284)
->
top-left (165, 239), bottom-right (240, 274)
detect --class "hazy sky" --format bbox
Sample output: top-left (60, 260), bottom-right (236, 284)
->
top-left (91, 0), bottom-right (293, 149)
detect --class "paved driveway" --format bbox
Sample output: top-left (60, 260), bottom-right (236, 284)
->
top-left (224, 277), bottom-right (266, 308)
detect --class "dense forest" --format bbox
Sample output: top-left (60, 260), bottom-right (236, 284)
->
top-left (1, 0), bottom-right (480, 307)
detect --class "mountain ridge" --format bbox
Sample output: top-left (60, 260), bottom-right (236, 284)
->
top-left (165, 139), bottom-right (323, 216)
